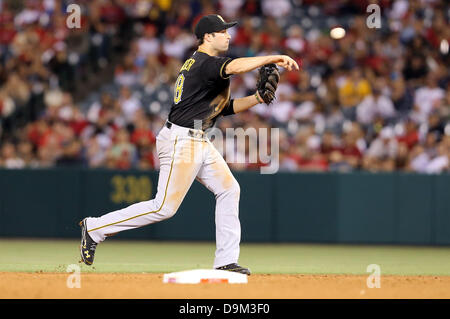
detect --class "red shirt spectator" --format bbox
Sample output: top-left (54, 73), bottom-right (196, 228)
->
top-left (100, 1), bottom-right (126, 24)
top-left (0, 23), bottom-right (16, 45)
top-left (397, 121), bottom-right (419, 150)
top-left (140, 149), bottom-right (156, 169)
top-left (342, 145), bottom-right (362, 158)
top-left (233, 18), bottom-right (255, 47)
top-left (69, 118), bottom-right (89, 137)
top-left (298, 153), bottom-right (329, 171)
top-left (27, 120), bottom-right (51, 147)
top-left (131, 128), bottom-right (156, 146)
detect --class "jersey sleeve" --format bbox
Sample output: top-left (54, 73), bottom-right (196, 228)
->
top-left (203, 56), bottom-right (233, 82)
top-left (220, 99), bottom-right (235, 117)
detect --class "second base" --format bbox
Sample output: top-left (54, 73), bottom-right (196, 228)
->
top-left (163, 269), bottom-right (248, 284)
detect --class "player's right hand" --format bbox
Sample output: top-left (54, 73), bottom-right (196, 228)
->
top-left (273, 55), bottom-right (300, 71)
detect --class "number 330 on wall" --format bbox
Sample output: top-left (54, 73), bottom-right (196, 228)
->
top-left (110, 175), bottom-right (152, 204)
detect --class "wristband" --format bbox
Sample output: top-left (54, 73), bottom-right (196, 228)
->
top-left (255, 92), bottom-right (263, 104)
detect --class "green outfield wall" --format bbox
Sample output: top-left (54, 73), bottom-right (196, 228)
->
top-left (0, 169), bottom-right (449, 245)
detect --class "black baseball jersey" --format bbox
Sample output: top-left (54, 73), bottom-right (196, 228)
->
top-left (168, 50), bottom-right (235, 130)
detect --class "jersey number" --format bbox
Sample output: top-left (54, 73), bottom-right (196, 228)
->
top-left (174, 74), bottom-right (185, 104)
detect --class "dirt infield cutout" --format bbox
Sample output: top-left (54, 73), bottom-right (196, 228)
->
top-left (1, 272), bottom-right (450, 299)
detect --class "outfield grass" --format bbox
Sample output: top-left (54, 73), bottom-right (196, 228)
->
top-left (1, 239), bottom-right (450, 276)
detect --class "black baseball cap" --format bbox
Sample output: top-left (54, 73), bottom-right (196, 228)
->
top-left (194, 14), bottom-right (238, 39)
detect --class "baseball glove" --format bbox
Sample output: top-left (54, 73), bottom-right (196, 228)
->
top-left (256, 63), bottom-right (280, 105)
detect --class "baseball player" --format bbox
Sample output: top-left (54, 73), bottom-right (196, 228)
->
top-left (80, 14), bottom-right (299, 275)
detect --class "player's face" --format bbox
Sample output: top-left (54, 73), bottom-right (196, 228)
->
top-left (211, 29), bottom-right (231, 52)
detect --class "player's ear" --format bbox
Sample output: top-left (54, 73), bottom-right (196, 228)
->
top-left (204, 33), bottom-right (215, 43)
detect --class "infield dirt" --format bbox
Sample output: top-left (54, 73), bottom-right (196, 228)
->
top-left (1, 272), bottom-right (449, 299)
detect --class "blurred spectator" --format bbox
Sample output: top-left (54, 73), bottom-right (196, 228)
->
top-left (284, 25), bottom-right (308, 56)
top-left (85, 135), bottom-right (107, 168)
top-left (403, 53), bottom-right (428, 84)
top-left (408, 144), bottom-right (429, 172)
top-left (340, 131), bottom-right (363, 170)
top-left (261, 0), bottom-right (292, 18)
top-left (232, 16), bottom-right (255, 48)
top-left (365, 126), bottom-right (399, 163)
top-left (242, 0), bottom-right (262, 17)
top-left (131, 111), bottom-right (156, 146)
top-left (115, 54), bottom-right (140, 87)
top-left (16, 139), bottom-right (38, 167)
top-left (118, 85), bottom-right (142, 124)
top-left (383, 32), bottom-right (405, 61)
top-left (338, 68), bottom-right (372, 121)
top-left (356, 78), bottom-right (396, 125)
top-left (0, 90), bottom-right (15, 119)
top-left (106, 128), bottom-right (137, 170)
top-left (425, 141), bottom-right (449, 174)
top-left (1, 141), bottom-right (25, 169)
top-left (391, 76), bottom-right (414, 116)
top-left (3, 72), bottom-right (30, 106)
top-left (136, 24), bottom-right (160, 61)
top-left (219, 0), bottom-right (243, 19)
top-left (298, 148), bottom-right (328, 172)
top-left (423, 131), bottom-right (439, 158)
top-left (56, 138), bottom-right (83, 167)
top-left (0, 0), bottom-right (448, 175)
top-left (267, 73), bottom-right (295, 124)
top-left (397, 118), bottom-right (420, 150)
top-left (87, 92), bottom-right (115, 123)
top-left (162, 25), bottom-right (195, 60)
top-left (411, 73), bottom-right (445, 123)
top-left (427, 111), bottom-right (446, 141)
top-left (329, 150), bottom-right (353, 172)
top-left (320, 130), bottom-right (340, 158)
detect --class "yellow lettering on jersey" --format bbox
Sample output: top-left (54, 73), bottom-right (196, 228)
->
top-left (174, 74), bottom-right (185, 104)
top-left (180, 58), bottom-right (195, 72)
